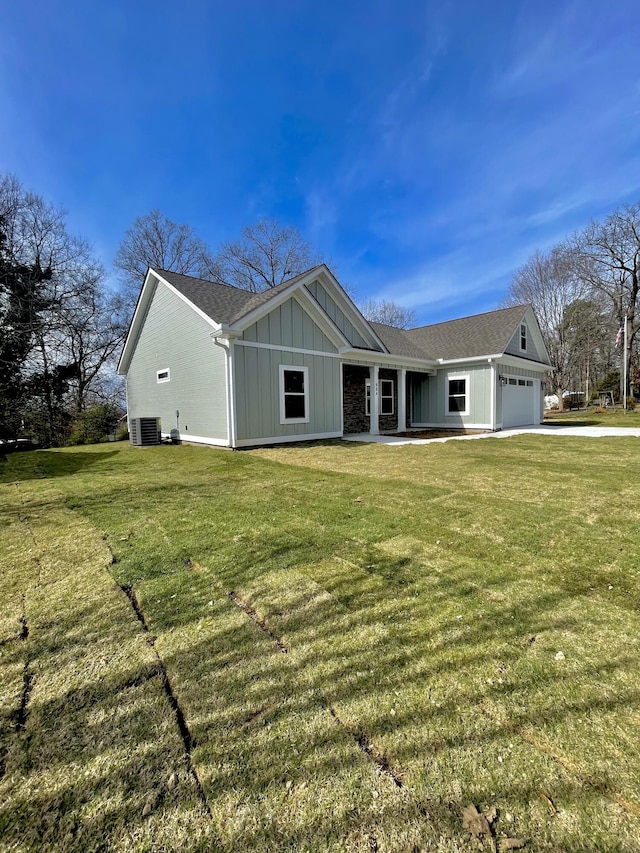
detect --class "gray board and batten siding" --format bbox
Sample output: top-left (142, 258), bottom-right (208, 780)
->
top-left (236, 295), bottom-right (342, 444)
top-left (242, 295), bottom-right (338, 353)
top-left (412, 364), bottom-right (493, 428)
top-left (305, 280), bottom-right (378, 349)
top-left (504, 320), bottom-right (543, 362)
top-left (126, 280), bottom-right (228, 443)
top-left (233, 346), bottom-right (342, 444)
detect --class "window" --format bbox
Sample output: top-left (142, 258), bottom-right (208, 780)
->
top-left (518, 379), bottom-right (526, 386)
top-left (526, 380), bottom-right (533, 387)
top-left (156, 368), bottom-right (170, 383)
top-left (520, 323), bottom-right (527, 352)
top-left (365, 378), bottom-right (395, 416)
top-left (508, 378), bottom-right (517, 386)
top-left (279, 365), bottom-right (309, 424)
top-left (447, 376), bottom-right (468, 415)
top-left (380, 379), bottom-right (394, 415)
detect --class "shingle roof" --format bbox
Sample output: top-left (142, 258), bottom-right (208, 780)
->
top-left (368, 322), bottom-right (431, 359)
top-left (405, 304), bottom-right (529, 360)
top-left (156, 266), bottom-right (325, 325)
top-left (155, 268), bottom-right (532, 363)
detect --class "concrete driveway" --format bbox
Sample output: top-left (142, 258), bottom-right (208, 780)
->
top-left (343, 424), bottom-right (640, 446)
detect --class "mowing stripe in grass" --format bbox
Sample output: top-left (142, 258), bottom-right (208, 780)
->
top-left (118, 580), bottom-right (213, 819)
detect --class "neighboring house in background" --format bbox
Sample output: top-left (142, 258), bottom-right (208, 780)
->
top-left (117, 265), bottom-right (551, 448)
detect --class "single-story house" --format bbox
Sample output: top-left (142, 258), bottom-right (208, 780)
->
top-left (117, 265), bottom-right (551, 448)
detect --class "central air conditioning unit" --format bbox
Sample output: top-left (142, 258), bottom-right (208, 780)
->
top-left (129, 417), bottom-right (161, 446)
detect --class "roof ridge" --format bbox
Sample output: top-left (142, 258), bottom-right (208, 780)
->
top-left (408, 303), bottom-right (529, 333)
top-left (156, 263), bottom-right (327, 296)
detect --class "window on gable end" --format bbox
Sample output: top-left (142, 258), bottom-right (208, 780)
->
top-left (520, 323), bottom-right (528, 352)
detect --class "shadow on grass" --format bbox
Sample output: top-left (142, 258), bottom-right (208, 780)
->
top-left (3, 442), bottom-right (640, 850)
top-left (0, 449), bottom-right (123, 482)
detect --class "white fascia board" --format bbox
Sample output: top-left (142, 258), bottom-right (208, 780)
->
top-left (229, 269), bottom-right (325, 332)
top-left (290, 290), bottom-right (351, 349)
top-left (523, 305), bottom-right (552, 365)
top-left (313, 266), bottom-right (389, 353)
top-left (497, 354), bottom-right (551, 372)
top-left (155, 272), bottom-right (220, 330)
top-left (436, 354), bottom-right (503, 366)
top-left (341, 348), bottom-right (437, 373)
top-left (117, 268), bottom-right (158, 374)
top-left (117, 268), bottom-right (221, 375)
top-left (229, 280), bottom-right (350, 352)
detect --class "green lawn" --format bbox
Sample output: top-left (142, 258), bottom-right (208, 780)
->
top-left (544, 407), bottom-right (640, 427)
top-left (1, 435), bottom-right (639, 852)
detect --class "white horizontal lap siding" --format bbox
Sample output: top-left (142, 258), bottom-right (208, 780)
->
top-left (234, 345), bottom-right (341, 442)
top-left (126, 283), bottom-right (227, 442)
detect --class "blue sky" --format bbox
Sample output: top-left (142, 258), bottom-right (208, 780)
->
top-left (1, 0), bottom-right (639, 324)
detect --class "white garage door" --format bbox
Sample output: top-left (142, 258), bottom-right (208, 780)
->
top-left (502, 378), bottom-right (538, 428)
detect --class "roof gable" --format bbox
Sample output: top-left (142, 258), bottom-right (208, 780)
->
top-left (407, 304), bottom-right (531, 361)
top-left (118, 267), bottom-right (550, 377)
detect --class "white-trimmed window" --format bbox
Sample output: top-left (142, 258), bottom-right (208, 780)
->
top-left (279, 365), bottom-right (309, 424)
top-left (365, 379), bottom-right (395, 416)
top-left (446, 375), bottom-right (469, 415)
top-left (519, 323), bottom-right (528, 352)
top-left (157, 368), bottom-right (170, 383)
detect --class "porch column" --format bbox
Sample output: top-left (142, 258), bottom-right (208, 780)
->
top-left (370, 365), bottom-right (379, 435)
top-left (397, 368), bottom-right (407, 432)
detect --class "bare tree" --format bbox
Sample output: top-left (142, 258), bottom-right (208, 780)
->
top-left (114, 209), bottom-right (215, 310)
top-left (570, 204), bottom-right (640, 399)
top-left (1, 173), bottom-right (123, 444)
top-left (207, 218), bottom-right (314, 292)
top-left (503, 248), bottom-right (590, 409)
top-left (359, 298), bottom-right (416, 329)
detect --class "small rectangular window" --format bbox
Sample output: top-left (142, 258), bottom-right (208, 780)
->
top-left (518, 379), bottom-right (526, 386)
top-left (508, 378), bottom-right (517, 385)
top-left (157, 368), bottom-right (170, 383)
top-left (279, 365), bottom-right (309, 424)
top-left (447, 376), bottom-right (468, 415)
top-left (526, 380), bottom-right (533, 387)
top-left (520, 323), bottom-right (527, 351)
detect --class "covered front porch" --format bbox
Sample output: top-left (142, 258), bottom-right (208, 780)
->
top-left (342, 363), bottom-right (433, 436)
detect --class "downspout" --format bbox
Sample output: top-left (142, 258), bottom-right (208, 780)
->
top-left (213, 335), bottom-right (237, 449)
top-left (124, 375), bottom-right (130, 432)
top-left (488, 359), bottom-right (496, 431)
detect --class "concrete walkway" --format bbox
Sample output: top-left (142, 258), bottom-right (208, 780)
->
top-left (343, 424), bottom-right (640, 446)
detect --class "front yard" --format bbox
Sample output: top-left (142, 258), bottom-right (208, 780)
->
top-left (1, 434), bottom-right (639, 851)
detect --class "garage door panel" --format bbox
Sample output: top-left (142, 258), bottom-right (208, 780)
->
top-left (502, 378), bottom-right (537, 428)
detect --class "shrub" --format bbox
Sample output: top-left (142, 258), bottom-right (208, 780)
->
top-left (69, 404), bottom-right (121, 445)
